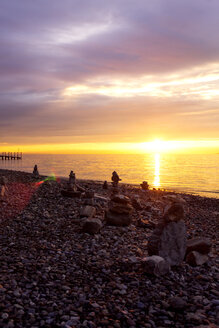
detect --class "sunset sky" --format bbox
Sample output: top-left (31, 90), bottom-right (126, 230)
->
top-left (0, 0), bottom-right (219, 153)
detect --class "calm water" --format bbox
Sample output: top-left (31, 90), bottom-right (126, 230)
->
top-left (0, 153), bottom-right (219, 198)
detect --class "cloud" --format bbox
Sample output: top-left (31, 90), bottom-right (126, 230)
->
top-left (0, 0), bottom-right (219, 146)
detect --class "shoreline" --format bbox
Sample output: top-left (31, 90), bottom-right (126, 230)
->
top-left (0, 167), bottom-right (218, 201)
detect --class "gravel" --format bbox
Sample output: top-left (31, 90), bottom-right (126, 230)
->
top-left (0, 169), bottom-right (218, 327)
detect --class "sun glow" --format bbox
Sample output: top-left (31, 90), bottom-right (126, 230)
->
top-left (140, 139), bottom-right (181, 153)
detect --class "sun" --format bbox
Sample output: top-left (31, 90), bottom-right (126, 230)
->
top-left (140, 139), bottom-right (179, 153)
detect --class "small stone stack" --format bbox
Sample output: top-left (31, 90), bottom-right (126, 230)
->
top-left (61, 170), bottom-right (81, 198)
top-left (32, 164), bottom-right (39, 179)
top-left (105, 194), bottom-right (133, 226)
top-left (147, 202), bottom-right (187, 266)
top-left (140, 181), bottom-right (149, 190)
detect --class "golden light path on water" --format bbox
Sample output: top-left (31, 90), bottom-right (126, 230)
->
top-left (153, 153), bottom-right (161, 188)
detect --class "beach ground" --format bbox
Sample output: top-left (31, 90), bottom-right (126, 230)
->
top-left (0, 169), bottom-right (218, 328)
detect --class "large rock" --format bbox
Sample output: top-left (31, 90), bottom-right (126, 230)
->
top-left (148, 204), bottom-right (187, 266)
top-left (186, 251), bottom-right (208, 266)
top-left (80, 205), bottom-right (96, 218)
top-left (186, 238), bottom-right (212, 255)
top-left (82, 218), bottom-right (102, 234)
top-left (142, 255), bottom-right (170, 276)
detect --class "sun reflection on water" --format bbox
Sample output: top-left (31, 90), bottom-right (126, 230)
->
top-left (153, 153), bottom-right (160, 188)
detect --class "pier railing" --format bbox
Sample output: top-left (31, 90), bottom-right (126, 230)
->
top-left (0, 152), bottom-right (22, 160)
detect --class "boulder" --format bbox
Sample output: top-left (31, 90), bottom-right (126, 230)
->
top-left (169, 297), bottom-right (187, 311)
top-left (142, 255), bottom-right (170, 276)
top-left (148, 220), bottom-right (187, 266)
top-left (186, 238), bottom-right (212, 255)
top-left (186, 251), bottom-right (208, 266)
top-left (80, 205), bottom-right (96, 218)
top-left (82, 218), bottom-right (102, 234)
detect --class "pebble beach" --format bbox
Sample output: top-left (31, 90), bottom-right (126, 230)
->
top-left (0, 169), bottom-right (219, 328)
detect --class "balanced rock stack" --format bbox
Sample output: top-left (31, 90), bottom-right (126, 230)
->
top-left (32, 164), bottom-right (39, 179)
top-left (61, 170), bottom-right (81, 198)
top-left (105, 194), bottom-right (133, 226)
top-left (185, 237), bottom-right (212, 266)
top-left (147, 202), bottom-right (187, 266)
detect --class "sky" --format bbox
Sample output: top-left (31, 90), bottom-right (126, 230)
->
top-left (0, 0), bottom-right (219, 153)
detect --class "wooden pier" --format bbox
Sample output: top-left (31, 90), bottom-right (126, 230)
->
top-left (0, 152), bottom-right (22, 160)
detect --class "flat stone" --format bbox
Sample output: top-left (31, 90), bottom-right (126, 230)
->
top-left (111, 194), bottom-right (130, 204)
top-left (109, 202), bottom-right (133, 214)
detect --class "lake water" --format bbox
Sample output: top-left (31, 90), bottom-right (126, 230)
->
top-left (0, 153), bottom-right (219, 198)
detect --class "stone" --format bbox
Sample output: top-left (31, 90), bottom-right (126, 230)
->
top-left (140, 181), bottom-right (149, 190)
top-left (162, 194), bottom-right (186, 205)
top-left (32, 164), bottom-right (39, 178)
top-left (111, 171), bottom-right (121, 187)
top-left (163, 202), bottom-right (185, 223)
top-left (111, 194), bottom-right (130, 204)
top-left (186, 251), bottom-right (208, 266)
top-left (109, 202), bottom-right (133, 214)
top-left (105, 210), bottom-right (132, 226)
top-left (142, 255), bottom-right (170, 276)
top-left (148, 217), bottom-right (187, 266)
top-left (82, 218), bottom-right (102, 234)
top-left (80, 205), bottom-right (96, 218)
top-left (186, 238), bottom-right (212, 255)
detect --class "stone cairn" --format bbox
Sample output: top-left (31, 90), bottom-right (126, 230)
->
top-left (111, 171), bottom-right (121, 188)
top-left (32, 164), bottom-right (39, 179)
top-left (0, 176), bottom-right (7, 199)
top-left (140, 181), bottom-right (149, 190)
top-left (61, 170), bottom-right (82, 198)
top-left (147, 202), bottom-right (187, 267)
top-left (105, 194), bottom-right (133, 226)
